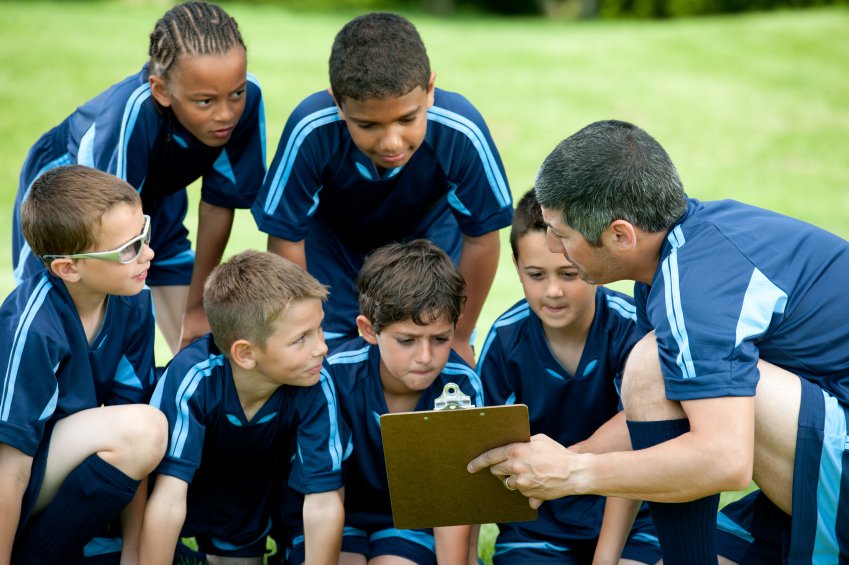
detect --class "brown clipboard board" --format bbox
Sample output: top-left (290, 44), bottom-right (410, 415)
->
top-left (380, 403), bottom-right (537, 529)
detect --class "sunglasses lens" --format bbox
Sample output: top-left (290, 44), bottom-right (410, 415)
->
top-left (119, 240), bottom-right (143, 263)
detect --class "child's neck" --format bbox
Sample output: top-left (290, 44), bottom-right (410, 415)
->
top-left (541, 306), bottom-right (595, 377)
top-left (65, 283), bottom-right (109, 346)
top-left (379, 366), bottom-right (423, 414)
top-left (229, 361), bottom-right (279, 421)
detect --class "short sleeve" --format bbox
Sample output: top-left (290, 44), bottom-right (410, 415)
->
top-left (150, 354), bottom-right (220, 483)
top-left (288, 367), bottom-right (350, 494)
top-left (252, 91), bottom-right (340, 241)
top-left (476, 326), bottom-right (516, 407)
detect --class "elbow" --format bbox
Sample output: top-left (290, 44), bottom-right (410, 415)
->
top-left (714, 445), bottom-right (753, 492)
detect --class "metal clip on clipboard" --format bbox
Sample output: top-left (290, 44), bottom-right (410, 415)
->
top-left (433, 383), bottom-right (471, 410)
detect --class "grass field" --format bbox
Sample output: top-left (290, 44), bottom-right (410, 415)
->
top-left (1, 2), bottom-right (847, 562)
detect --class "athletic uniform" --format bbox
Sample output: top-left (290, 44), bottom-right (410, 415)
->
top-left (635, 197), bottom-right (849, 562)
top-left (285, 337), bottom-right (484, 564)
top-left (13, 63), bottom-right (266, 286)
top-left (150, 334), bottom-right (347, 558)
top-left (252, 89), bottom-right (512, 345)
top-left (717, 490), bottom-right (789, 564)
top-left (0, 272), bottom-right (155, 538)
top-left (478, 289), bottom-right (661, 564)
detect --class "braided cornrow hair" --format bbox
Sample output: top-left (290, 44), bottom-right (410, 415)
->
top-left (148, 1), bottom-right (245, 79)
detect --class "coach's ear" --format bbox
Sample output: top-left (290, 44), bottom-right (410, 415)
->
top-left (356, 315), bottom-right (379, 345)
top-left (48, 258), bottom-right (81, 283)
top-left (607, 219), bottom-right (638, 252)
top-left (229, 339), bottom-right (256, 370)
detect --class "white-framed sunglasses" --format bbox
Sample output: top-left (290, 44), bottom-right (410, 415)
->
top-left (42, 215), bottom-right (152, 264)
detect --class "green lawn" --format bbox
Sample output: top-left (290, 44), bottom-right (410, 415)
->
top-left (1, 2), bottom-right (847, 562)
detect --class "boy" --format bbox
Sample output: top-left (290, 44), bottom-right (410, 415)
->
top-left (285, 239), bottom-right (480, 565)
top-left (252, 12), bottom-right (513, 361)
top-left (1, 164), bottom-right (166, 563)
top-left (140, 250), bottom-right (348, 565)
top-left (477, 190), bottom-right (661, 564)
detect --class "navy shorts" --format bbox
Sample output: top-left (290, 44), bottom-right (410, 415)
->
top-left (717, 378), bottom-right (849, 562)
top-left (493, 526), bottom-right (660, 565)
top-left (188, 517), bottom-right (272, 558)
top-left (286, 526), bottom-right (435, 565)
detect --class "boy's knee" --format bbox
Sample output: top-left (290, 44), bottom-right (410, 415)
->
top-left (109, 405), bottom-right (168, 477)
top-left (622, 333), bottom-right (685, 421)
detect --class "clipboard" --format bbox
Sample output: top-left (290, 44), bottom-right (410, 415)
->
top-left (380, 384), bottom-right (537, 529)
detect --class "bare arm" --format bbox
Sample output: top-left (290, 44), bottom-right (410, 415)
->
top-left (454, 231), bottom-right (500, 365)
top-left (569, 411), bottom-right (631, 454)
top-left (592, 497), bottom-right (641, 565)
top-left (302, 489), bottom-right (344, 565)
top-left (180, 202), bottom-right (234, 349)
top-left (0, 444), bottom-right (32, 565)
top-left (139, 475), bottom-right (188, 565)
top-left (434, 524), bottom-right (471, 564)
top-left (119, 476), bottom-right (149, 565)
top-left (468, 396), bottom-right (754, 504)
top-left (267, 235), bottom-right (307, 270)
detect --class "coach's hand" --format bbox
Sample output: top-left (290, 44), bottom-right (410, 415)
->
top-left (467, 433), bottom-right (587, 508)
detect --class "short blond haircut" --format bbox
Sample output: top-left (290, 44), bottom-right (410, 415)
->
top-left (204, 250), bottom-right (328, 353)
top-left (21, 165), bottom-right (141, 261)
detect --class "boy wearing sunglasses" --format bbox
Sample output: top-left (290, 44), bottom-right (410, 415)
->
top-left (0, 164), bottom-right (167, 563)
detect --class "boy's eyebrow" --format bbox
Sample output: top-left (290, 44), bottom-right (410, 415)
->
top-left (188, 80), bottom-right (247, 97)
top-left (346, 106), bottom-right (422, 125)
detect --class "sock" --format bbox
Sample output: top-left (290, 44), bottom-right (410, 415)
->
top-left (12, 454), bottom-right (140, 564)
top-left (627, 419), bottom-right (719, 565)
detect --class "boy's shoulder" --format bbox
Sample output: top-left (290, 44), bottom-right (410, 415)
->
top-left (425, 88), bottom-right (491, 137)
top-left (325, 337), bottom-right (374, 389)
top-left (595, 286), bottom-right (638, 328)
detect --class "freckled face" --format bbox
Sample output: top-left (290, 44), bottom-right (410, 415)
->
top-left (337, 83), bottom-right (433, 171)
top-left (152, 47), bottom-right (248, 148)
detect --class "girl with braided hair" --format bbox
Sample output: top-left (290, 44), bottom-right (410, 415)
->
top-left (11, 1), bottom-right (266, 355)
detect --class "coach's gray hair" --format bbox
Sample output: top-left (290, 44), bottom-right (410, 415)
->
top-left (535, 120), bottom-right (686, 246)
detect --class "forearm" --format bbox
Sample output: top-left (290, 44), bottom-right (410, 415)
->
top-left (592, 497), bottom-right (641, 565)
top-left (571, 425), bottom-right (751, 501)
top-left (267, 236), bottom-right (306, 270)
top-left (119, 476), bottom-right (148, 565)
top-left (187, 202), bottom-right (234, 312)
top-left (434, 524), bottom-right (471, 564)
top-left (302, 490), bottom-right (344, 565)
top-left (0, 446), bottom-right (32, 564)
top-left (139, 479), bottom-right (187, 565)
top-left (456, 231), bottom-right (500, 344)
top-left (570, 412), bottom-right (631, 454)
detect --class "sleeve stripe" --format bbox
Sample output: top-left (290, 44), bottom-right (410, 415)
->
top-left (661, 227), bottom-right (696, 380)
top-left (605, 294), bottom-right (637, 321)
top-left (477, 303), bottom-right (530, 364)
top-left (262, 107), bottom-right (340, 215)
top-left (427, 106), bottom-right (510, 208)
top-left (247, 74), bottom-right (267, 166)
top-left (318, 369), bottom-right (343, 471)
top-left (735, 269), bottom-right (787, 347)
top-left (2, 275), bottom-right (53, 421)
top-left (169, 355), bottom-right (224, 458)
top-left (117, 84), bottom-right (152, 182)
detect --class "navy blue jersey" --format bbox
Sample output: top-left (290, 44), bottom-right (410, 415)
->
top-left (252, 89), bottom-right (512, 339)
top-left (150, 335), bottom-right (347, 544)
top-left (634, 198), bottom-right (849, 403)
top-left (326, 337), bottom-right (483, 531)
top-left (13, 63), bottom-right (266, 282)
top-left (0, 272), bottom-right (156, 457)
top-left (478, 287), bottom-right (649, 543)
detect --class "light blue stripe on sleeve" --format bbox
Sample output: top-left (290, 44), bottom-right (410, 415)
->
top-left (427, 106), bottom-right (510, 208)
top-left (814, 390), bottom-right (846, 559)
top-left (170, 355), bottom-right (224, 457)
top-left (77, 124), bottom-right (97, 167)
top-left (735, 268), bottom-right (787, 347)
top-left (442, 362), bottom-right (484, 407)
top-left (318, 369), bottom-right (344, 470)
top-left (661, 227), bottom-right (696, 379)
top-left (477, 303), bottom-right (530, 365)
top-left (328, 346), bottom-right (370, 365)
top-left (117, 84), bottom-right (152, 181)
top-left (605, 294), bottom-right (637, 321)
top-left (2, 275), bottom-right (53, 420)
top-left (262, 106), bottom-right (340, 215)
top-left (247, 74), bottom-right (266, 165)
